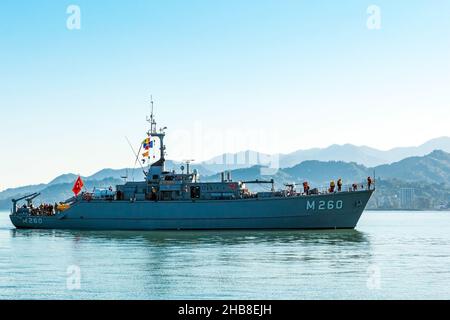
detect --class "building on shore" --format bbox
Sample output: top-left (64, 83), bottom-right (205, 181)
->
top-left (400, 188), bottom-right (415, 209)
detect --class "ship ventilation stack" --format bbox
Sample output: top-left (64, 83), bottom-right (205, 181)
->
top-left (221, 172), bottom-right (225, 182)
top-left (227, 171), bottom-right (231, 182)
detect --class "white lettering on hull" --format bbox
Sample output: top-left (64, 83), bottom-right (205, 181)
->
top-left (22, 217), bottom-right (43, 224)
top-left (306, 200), bottom-right (343, 211)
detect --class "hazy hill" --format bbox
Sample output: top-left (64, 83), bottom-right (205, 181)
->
top-left (201, 150), bottom-right (274, 172)
top-left (200, 137), bottom-right (450, 171)
top-left (375, 150), bottom-right (450, 184)
top-left (279, 145), bottom-right (385, 169)
top-left (282, 137), bottom-right (450, 167)
top-left (0, 184), bottom-right (47, 201)
top-left (0, 177), bottom-right (123, 210)
top-left (211, 150), bottom-right (450, 186)
top-left (1, 150), bottom-right (449, 210)
top-left (283, 160), bottom-right (370, 186)
top-left (48, 173), bottom-right (79, 185)
top-left (381, 137), bottom-right (450, 163)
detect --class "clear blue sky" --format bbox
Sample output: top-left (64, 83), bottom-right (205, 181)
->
top-left (1, 0), bottom-right (449, 189)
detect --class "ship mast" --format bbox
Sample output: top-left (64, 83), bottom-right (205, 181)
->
top-left (147, 95), bottom-right (157, 134)
top-left (145, 96), bottom-right (167, 179)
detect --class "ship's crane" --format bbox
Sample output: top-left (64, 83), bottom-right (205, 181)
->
top-left (11, 192), bottom-right (40, 214)
top-left (242, 179), bottom-right (275, 192)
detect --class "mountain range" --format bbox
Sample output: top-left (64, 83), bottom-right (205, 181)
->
top-left (198, 136), bottom-right (450, 171)
top-left (1, 149), bottom-right (449, 210)
top-left (203, 150), bottom-right (450, 187)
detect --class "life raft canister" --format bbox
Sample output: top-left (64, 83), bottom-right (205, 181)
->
top-left (56, 203), bottom-right (70, 211)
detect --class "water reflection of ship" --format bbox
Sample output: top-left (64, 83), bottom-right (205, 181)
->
top-left (10, 228), bottom-right (370, 247)
top-left (8, 228), bottom-right (374, 297)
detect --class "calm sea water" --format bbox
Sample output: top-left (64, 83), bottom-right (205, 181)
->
top-left (0, 211), bottom-right (449, 300)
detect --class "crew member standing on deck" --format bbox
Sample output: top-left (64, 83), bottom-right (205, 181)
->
top-left (303, 181), bottom-right (310, 195)
top-left (329, 180), bottom-right (336, 193)
top-left (337, 178), bottom-right (343, 192)
top-left (367, 176), bottom-right (373, 190)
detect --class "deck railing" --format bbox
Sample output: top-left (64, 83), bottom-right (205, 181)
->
top-left (297, 179), bottom-right (375, 196)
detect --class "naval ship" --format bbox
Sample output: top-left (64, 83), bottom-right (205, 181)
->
top-left (10, 102), bottom-right (374, 230)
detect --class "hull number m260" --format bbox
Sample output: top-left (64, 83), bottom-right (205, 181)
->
top-left (22, 217), bottom-right (43, 224)
top-left (306, 200), bottom-right (343, 211)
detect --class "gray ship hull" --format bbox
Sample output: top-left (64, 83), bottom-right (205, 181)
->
top-left (10, 190), bottom-right (373, 230)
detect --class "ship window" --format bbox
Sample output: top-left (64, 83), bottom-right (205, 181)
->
top-left (152, 175), bottom-right (159, 180)
top-left (190, 186), bottom-right (201, 199)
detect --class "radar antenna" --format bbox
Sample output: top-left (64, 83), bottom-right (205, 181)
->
top-left (146, 95), bottom-right (157, 134)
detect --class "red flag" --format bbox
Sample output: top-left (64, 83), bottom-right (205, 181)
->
top-left (72, 176), bottom-right (84, 196)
